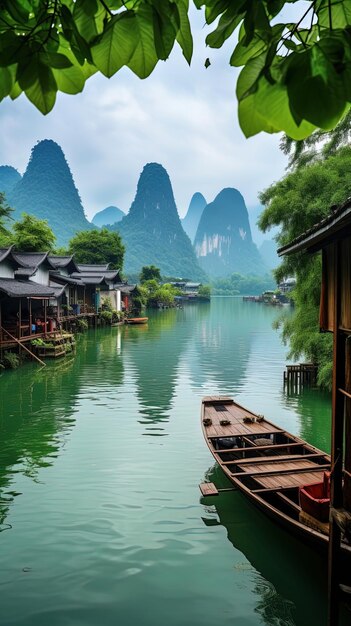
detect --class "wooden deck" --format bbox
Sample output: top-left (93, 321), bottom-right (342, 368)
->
top-left (202, 397), bottom-right (328, 493)
top-left (200, 396), bottom-right (338, 552)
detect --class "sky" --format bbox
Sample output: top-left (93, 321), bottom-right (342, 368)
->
top-left (0, 5), bottom-right (290, 238)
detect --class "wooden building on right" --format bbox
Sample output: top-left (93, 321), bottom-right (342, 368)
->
top-left (279, 198), bottom-right (351, 626)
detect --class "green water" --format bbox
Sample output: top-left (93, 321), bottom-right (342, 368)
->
top-left (0, 298), bottom-right (340, 626)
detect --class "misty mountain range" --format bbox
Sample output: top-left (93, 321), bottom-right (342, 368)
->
top-left (0, 140), bottom-right (278, 280)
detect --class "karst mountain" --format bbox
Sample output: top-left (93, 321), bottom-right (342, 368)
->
top-left (6, 140), bottom-right (92, 245)
top-left (112, 163), bottom-right (206, 280)
top-left (181, 192), bottom-right (207, 244)
top-left (194, 188), bottom-right (264, 277)
top-left (92, 205), bottom-right (125, 227)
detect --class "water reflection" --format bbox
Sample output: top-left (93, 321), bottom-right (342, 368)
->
top-left (0, 327), bottom-right (125, 528)
top-left (201, 465), bottom-right (328, 626)
top-left (122, 309), bottom-right (195, 429)
top-left (283, 387), bottom-right (331, 454)
top-left (0, 299), bottom-right (340, 626)
top-left (187, 298), bottom-right (256, 394)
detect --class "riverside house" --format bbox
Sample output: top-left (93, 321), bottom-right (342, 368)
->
top-left (0, 246), bottom-right (135, 348)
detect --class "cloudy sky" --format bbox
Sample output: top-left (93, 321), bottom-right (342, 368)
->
top-left (0, 6), bottom-right (289, 236)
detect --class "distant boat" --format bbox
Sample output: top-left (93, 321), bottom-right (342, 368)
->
top-left (200, 396), bottom-right (351, 570)
top-left (125, 317), bottom-right (148, 325)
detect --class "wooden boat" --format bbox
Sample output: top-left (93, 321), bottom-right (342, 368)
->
top-left (200, 396), bottom-right (351, 563)
top-left (125, 317), bottom-right (148, 324)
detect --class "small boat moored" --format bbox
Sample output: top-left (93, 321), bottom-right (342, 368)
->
top-left (200, 396), bottom-right (351, 571)
top-left (125, 317), bottom-right (148, 324)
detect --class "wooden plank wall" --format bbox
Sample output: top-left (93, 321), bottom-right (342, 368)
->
top-left (320, 245), bottom-right (335, 332)
top-left (344, 338), bottom-right (351, 511)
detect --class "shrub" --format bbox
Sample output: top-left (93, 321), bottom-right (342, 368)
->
top-left (100, 310), bottom-right (113, 324)
top-left (76, 317), bottom-right (88, 332)
top-left (2, 351), bottom-right (20, 369)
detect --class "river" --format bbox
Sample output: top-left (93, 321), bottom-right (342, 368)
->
top-left (0, 297), bottom-right (343, 626)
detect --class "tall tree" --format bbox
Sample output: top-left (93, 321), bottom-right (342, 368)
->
top-left (0, 1), bottom-right (350, 137)
top-left (0, 192), bottom-right (13, 245)
top-left (259, 146), bottom-right (351, 388)
top-left (12, 213), bottom-right (56, 251)
top-left (140, 265), bottom-right (161, 283)
top-left (68, 228), bottom-right (125, 270)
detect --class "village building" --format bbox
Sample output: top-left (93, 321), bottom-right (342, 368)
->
top-left (0, 247), bottom-right (136, 348)
top-left (279, 198), bottom-right (351, 626)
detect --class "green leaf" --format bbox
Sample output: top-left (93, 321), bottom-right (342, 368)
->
top-left (91, 13), bottom-right (138, 77)
top-left (127, 5), bottom-right (159, 79)
top-left (236, 53), bottom-right (266, 100)
top-left (176, 0), bottom-right (193, 64)
top-left (254, 77), bottom-right (317, 139)
top-left (238, 92), bottom-right (278, 138)
top-left (283, 39), bottom-right (297, 51)
top-left (0, 67), bottom-right (13, 100)
top-left (53, 64), bottom-right (85, 94)
top-left (205, 0), bottom-right (232, 25)
top-left (41, 52), bottom-right (73, 69)
top-left (9, 80), bottom-right (22, 100)
top-left (24, 63), bottom-right (57, 114)
top-left (152, 4), bottom-right (177, 60)
top-left (289, 74), bottom-right (348, 129)
top-left (317, 0), bottom-right (351, 29)
top-left (285, 47), bottom-right (348, 129)
top-left (206, 5), bottom-right (243, 49)
top-left (2, 0), bottom-right (31, 22)
top-left (73, 0), bottom-right (106, 42)
top-left (230, 32), bottom-right (268, 67)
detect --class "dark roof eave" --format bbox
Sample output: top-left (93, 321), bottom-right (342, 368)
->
top-left (278, 198), bottom-right (351, 256)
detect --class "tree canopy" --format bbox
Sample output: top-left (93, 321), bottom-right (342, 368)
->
top-left (0, 1), bottom-right (351, 137)
top-left (12, 212), bottom-right (56, 251)
top-left (0, 192), bottom-right (13, 243)
top-left (140, 265), bottom-right (161, 283)
top-left (259, 145), bottom-right (351, 389)
top-left (68, 227), bottom-right (125, 269)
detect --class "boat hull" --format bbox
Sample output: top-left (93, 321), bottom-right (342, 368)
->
top-left (200, 396), bottom-right (351, 566)
top-left (125, 317), bottom-right (148, 324)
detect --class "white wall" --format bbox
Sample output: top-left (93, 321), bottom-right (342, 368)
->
top-left (0, 260), bottom-right (15, 279)
top-left (102, 290), bottom-right (121, 312)
top-left (32, 266), bottom-right (50, 285)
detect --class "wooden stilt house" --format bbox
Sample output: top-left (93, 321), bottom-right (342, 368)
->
top-left (279, 198), bottom-right (351, 626)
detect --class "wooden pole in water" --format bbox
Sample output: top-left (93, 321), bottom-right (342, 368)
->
top-left (29, 298), bottom-right (32, 336)
top-left (0, 326), bottom-right (46, 366)
top-left (44, 299), bottom-right (47, 335)
top-left (328, 242), bottom-right (344, 626)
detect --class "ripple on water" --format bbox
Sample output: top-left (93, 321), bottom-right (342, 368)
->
top-left (0, 300), bottom-right (336, 626)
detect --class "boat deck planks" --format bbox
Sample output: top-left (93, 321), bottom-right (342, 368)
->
top-left (199, 482), bottom-right (219, 497)
top-left (204, 402), bottom-right (281, 438)
top-left (200, 396), bottom-right (351, 558)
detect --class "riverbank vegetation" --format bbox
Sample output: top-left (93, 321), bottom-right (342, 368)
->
top-left (134, 266), bottom-right (180, 312)
top-left (259, 123), bottom-right (351, 390)
top-left (68, 229), bottom-right (125, 270)
top-left (212, 273), bottom-right (275, 296)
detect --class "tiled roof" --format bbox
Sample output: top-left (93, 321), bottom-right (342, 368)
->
top-left (0, 246), bottom-right (15, 263)
top-left (0, 278), bottom-right (55, 298)
top-left (77, 263), bottom-right (110, 271)
top-left (71, 270), bottom-right (121, 281)
top-left (48, 255), bottom-right (80, 272)
top-left (50, 284), bottom-right (66, 297)
top-left (14, 267), bottom-right (36, 277)
top-left (50, 272), bottom-right (83, 286)
top-left (278, 197), bottom-right (351, 256)
top-left (13, 251), bottom-right (56, 270)
top-left (119, 284), bottom-right (136, 294)
top-left (78, 275), bottom-right (108, 285)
